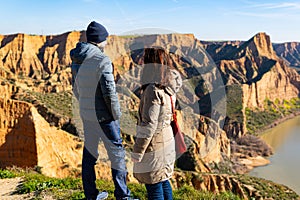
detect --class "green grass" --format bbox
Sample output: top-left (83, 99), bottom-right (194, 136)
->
top-left (1, 168), bottom-right (299, 200)
top-left (246, 97), bottom-right (300, 135)
top-left (19, 90), bottom-right (73, 118)
top-left (0, 169), bottom-right (17, 179)
top-left (173, 185), bottom-right (241, 200)
top-left (239, 174), bottom-right (299, 200)
top-left (245, 107), bottom-right (280, 135)
top-left (226, 85), bottom-right (243, 123)
top-left (0, 168), bottom-right (242, 200)
top-left (16, 173), bottom-right (82, 194)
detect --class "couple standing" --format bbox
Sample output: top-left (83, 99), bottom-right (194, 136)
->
top-left (70, 21), bottom-right (183, 200)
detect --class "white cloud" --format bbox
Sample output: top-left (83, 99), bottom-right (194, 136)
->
top-left (246, 2), bottom-right (300, 10)
top-left (230, 1), bottom-right (300, 19)
top-left (233, 11), bottom-right (284, 18)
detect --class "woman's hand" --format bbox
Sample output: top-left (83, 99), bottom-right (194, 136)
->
top-left (131, 157), bottom-right (139, 163)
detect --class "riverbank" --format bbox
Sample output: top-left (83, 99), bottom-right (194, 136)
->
top-left (230, 134), bottom-right (273, 174)
top-left (249, 115), bottom-right (300, 194)
top-left (231, 110), bottom-right (300, 174)
top-left (256, 111), bottom-right (300, 135)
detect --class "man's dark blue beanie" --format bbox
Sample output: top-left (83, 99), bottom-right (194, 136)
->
top-left (86, 21), bottom-right (109, 43)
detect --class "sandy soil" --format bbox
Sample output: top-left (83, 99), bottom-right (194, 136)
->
top-left (0, 177), bottom-right (33, 200)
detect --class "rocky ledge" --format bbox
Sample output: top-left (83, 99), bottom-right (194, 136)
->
top-left (230, 134), bottom-right (273, 174)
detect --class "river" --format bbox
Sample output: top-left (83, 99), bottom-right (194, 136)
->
top-left (249, 115), bottom-right (300, 194)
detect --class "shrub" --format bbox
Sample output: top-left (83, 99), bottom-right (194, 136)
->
top-left (0, 169), bottom-right (16, 179)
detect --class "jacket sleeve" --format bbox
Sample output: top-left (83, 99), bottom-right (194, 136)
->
top-left (132, 88), bottom-right (162, 162)
top-left (71, 63), bottom-right (80, 100)
top-left (97, 57), bottom-right (122, 120)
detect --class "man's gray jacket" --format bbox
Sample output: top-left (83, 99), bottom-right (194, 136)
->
top-left (70, 42), bottom-right (121, 122)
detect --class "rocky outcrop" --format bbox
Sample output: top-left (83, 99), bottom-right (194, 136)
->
top-left (0, 34), bottom-right (45, 78)
top-left (203, 32), bottom-right (300, 109)
top-left (173, 171), bottom-right (299, 200)
top-left (0, 97), bottom-right (77, 176)
top-left (230, 134), bottom-right (273, 174)
top-left (202, 33), bottom-right (300, 138)
top-left (1, 31), bottom-right (299, 102)
top-left (239, 34), bottom-right (300, 138)
top-left (274, 42), bottom-right (300, 68)
top-left (41, 31), bottom-right (85, 75)
top-left (175, 110), bottom-right (230, 172)
top-left (0, 95), bottom-right (230, 182)
top-left (105, 33), bottom-right (215, 81)
top-left (200, 40), bottom-right (242, 62)
top-left (0, 80), bottom-right (18, 99)
top-left (241, 61), bottom-right (300, 109)
top-left (0, 99), bottom-right (37, 167)
top-left (189, 173), bottom-right (248, 199)
top-left (0, 97), bottom-right (113, 179)
top-left (0, 32), bottom-right (84, 79)
top-left (201, 33), bottom-right (300, 177)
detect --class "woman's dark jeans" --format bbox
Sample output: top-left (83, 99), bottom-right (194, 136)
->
top-left (145, 180), bottom-right (173, 200)
top-left (82, 119), bottom-right (131, 200)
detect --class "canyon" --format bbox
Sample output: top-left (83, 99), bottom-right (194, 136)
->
top-left (0, 31), bottom-right (299, 198)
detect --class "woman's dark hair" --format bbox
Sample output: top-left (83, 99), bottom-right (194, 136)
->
top-left (141, 48), bottom-right (173, 86)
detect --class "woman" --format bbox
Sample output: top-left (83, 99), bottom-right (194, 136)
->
top-left (131, 48), bottom-right (182, 200)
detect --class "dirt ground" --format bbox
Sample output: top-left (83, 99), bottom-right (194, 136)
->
top-left (0, 177), bottom-right (61, 199)
top-left (0, 177), bottom-right (33, 200)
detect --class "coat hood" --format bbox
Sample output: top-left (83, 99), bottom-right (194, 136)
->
top-left (70, 42), bottom-right (99, 64)
top-left (162, 69), bottom-right (183, 96)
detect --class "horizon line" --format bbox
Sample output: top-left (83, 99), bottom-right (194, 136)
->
top-left (0, 30), bottom-right (298, 43)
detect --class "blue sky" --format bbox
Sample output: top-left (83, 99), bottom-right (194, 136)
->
top-left (0, 0), bottom-right (300, 42)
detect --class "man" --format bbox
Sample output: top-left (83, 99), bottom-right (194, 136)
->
top-left (70, 21), bottom-right (133, 200)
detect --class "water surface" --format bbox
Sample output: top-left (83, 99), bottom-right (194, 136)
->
top-left (249, 116), bottom-right (300, 194)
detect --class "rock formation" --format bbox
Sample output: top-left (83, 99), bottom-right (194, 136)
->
top-left (203, 33), bottom-right (300, 138)
top-left (0, 32), bottom-right (233, 180)
top-left (200, 33), bottom-right (300, 177)
top-left (0, 93), bottom-right (114, 179)
top-left (173, 171), bottom-right (299, 200)
top-left (274, 42), bottom-right (300, 70)
top-left (0, 31), bottom-right (299, 198)
top-left (0, 32), bottom-right (85, 79)
top-left (0, 96), bottom-right (76, 176)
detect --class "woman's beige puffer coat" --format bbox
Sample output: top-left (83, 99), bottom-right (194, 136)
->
top-left (132, 83), bottom-right (176, 184)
